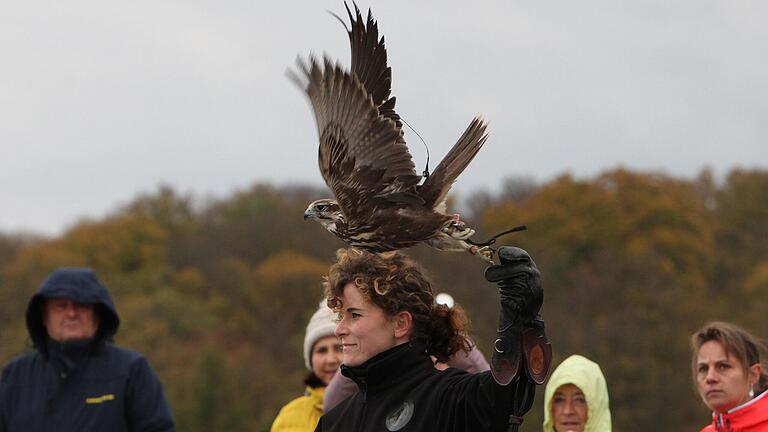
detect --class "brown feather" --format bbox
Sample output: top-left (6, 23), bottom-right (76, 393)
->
top-left (290, 56), bottom-right (418, 222)
top-left (419, 117), bottom-right (488, 209)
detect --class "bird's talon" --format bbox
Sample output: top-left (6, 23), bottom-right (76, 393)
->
top-left (443, 220), bottom-right (475, 240)
top-left (477, 246), bottom-right (495, 264)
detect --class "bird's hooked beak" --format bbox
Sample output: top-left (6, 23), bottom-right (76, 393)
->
top-left (303, 207), bottom-right (315, 220)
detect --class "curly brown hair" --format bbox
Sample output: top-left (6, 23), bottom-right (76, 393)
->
top-left (324, 248), bottom-right (472, 362)
top-left (691, 321), bottom-right (768, 394)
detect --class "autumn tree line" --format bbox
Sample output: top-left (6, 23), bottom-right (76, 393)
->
top-left (1, 168), bottom-right (766, 431)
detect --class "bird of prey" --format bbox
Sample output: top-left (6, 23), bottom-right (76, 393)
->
top-left (290, 3), bottom-right (492, 261)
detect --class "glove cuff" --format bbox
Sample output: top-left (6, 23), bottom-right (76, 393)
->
top-left (490, 320), bottom-right (551, 386)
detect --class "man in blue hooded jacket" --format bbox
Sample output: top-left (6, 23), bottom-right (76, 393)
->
top-left (0, 267), bottom-right (175, 432)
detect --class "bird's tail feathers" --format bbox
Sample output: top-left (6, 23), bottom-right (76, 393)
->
top-left (419, 116), bottom-right (489, 209)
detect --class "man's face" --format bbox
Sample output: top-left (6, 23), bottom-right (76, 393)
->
top-left (43, 298), bottom-right (99, 342)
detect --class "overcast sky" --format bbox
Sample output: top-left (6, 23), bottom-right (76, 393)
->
top-left (1, 1), bottom-right (766, 235)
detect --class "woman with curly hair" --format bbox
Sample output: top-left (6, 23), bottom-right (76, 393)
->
top-left (316, 246), bottom-right (550, 432)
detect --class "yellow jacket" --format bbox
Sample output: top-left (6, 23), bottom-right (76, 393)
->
top-left (271, 386), bottom-right (325, 432)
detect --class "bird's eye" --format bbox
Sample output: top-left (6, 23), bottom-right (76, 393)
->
top-left (317, 204), bottom-right (327, 211)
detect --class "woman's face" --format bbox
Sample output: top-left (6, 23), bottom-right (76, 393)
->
top-left (311, 335), bottom-right (343, 385)
top-left (335, 282), bottom-right (399, 367)
top-left (552, 383), bottom-right (588, 432)
top-left (696, 340), bottom-right (759, 413)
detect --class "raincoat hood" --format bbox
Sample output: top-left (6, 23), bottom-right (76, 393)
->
top-left (25, 267), bottom-right (120, 357)
top-left (543, 354), bottom-right (611, 432)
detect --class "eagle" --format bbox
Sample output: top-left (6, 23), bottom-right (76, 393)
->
top-left (289, 3), bottom-right (492, 261)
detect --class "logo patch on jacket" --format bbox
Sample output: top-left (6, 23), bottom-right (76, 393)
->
top-left (385, 399), bottom-right (414, 431)
top-left (85, 394), bottom-right (115, 404)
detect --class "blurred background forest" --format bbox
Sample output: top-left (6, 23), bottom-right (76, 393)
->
top-left (1, 168), bottom-right (767, 431)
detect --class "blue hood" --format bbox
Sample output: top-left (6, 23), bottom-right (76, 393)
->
top-left (25, 267), bottom-right (120, 356)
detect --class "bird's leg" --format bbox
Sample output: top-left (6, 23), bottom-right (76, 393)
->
top-left (468, 244), bottom-right (496, 264)
top-left (442, 215), bottom-right (475, 240)
top-left (454, 238), bottom-right (495, 263)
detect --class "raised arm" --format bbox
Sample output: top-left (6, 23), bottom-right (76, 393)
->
top-left (484, 246), bottom-right (552, 431)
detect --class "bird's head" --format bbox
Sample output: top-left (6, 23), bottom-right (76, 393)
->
top-left (304, 199), bottom-right (344, 230)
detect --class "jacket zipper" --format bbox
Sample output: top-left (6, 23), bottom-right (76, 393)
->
top-left (355, 387), bottom-right (368, 432)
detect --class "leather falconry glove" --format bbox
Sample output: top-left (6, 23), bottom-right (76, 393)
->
top-left (485, 246), bottom-right (552, 432)
top-left (484, 246), bottom-right (551, 386)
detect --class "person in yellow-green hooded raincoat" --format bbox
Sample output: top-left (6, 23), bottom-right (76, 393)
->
top-left (543, 355), bottom-right (612, 432)
top-left (271, 301), bottom-right (342, 432)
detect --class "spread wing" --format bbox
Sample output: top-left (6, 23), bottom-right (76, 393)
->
top-left (288, 56), bottom-right (418, 223)
top-left (418, 117), bottom-right (488, 210)
top-left (335, 2), bottom-right (401, 127)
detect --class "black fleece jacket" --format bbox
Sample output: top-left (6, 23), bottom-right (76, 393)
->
top-left (316, 339), bottom-right (515, 432)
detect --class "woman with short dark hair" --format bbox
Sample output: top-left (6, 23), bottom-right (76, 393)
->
top-left (691, 321), bottom-right (768, 431)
